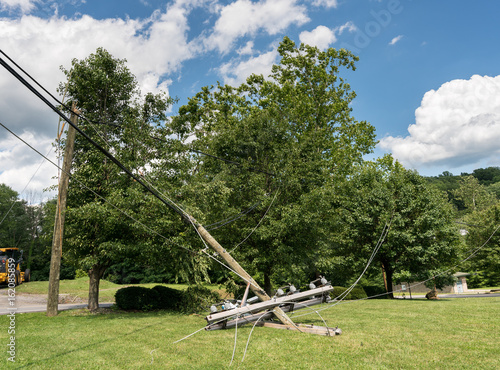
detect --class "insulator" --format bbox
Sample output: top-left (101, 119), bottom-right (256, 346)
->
top-left (210, 305), bottom-right (218, 313)
top-left (320, 277), bottom-right (327, 285)
top-left (277, 288), bottom-right (284, 296)
top-left (309, 283), bottom-right (316, 290)
top-left (289, 285), bottom-right (296, 293)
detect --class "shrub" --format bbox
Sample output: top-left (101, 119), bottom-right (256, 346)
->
top-left (332, 286), bottom-right (367, 300)
top-left (349, 286), bottom-right (367, 300)
top-left (152, 285), bottom-right (183, 310)
top-left (115, 284), bottom-right (221, 313)
top-left (115, 286), bottom-right (159, 311)
top-left (179, 285), bottom-right (221, 314)
top-left (363, 285), bottom-right (388, 299)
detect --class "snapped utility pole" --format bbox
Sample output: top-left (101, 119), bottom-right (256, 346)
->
top-left (47, 103), bottom-right (78, 317)
top-left (193, 217), bottom-right (298, 329)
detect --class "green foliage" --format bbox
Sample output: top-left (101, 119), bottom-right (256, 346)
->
top-left (333, 157), bottom-right (462, 297)
top-left (58, 48), bottom-right (203, 308)
top-left (75, 269), bottom-right (87, 279)
top-left (178, 285), bottom-right (221, 314)
top-left (362, 285), bottom-right (388, 299)
top-left (332, 286), bottom-right (367, 300)
top-left (426, 167), bottom-right (500, 212)
top-left (452, 175), bottom-right (497, 214)
top-left (104, 260), bottom-right (176, 284)
top-left (114, 284), bottom-right (219, 313)
top-left (222, 279), bottom-right (247, 300)
top-left (174, 36), bottom-right (377, 293)
top-left (0, 184), bottom-right (30, 250)
top-left (151, 285), bottom-right (184, 311)
top-left (471, 167), bottom-right (500, 185)
top-left (115, 286), bottom-right (159, 311)
top-left (462, 204), bottom-right (500, 287)
top-left (487, 182), bottom-right (500, 199)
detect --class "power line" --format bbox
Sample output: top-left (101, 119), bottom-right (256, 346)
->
top-left (0, 54), bottom-right (187, 221)
top-left (0, 120), bottom-right (261, 287)
top-left (0, 52), bottom-right (282, 292)
top-left (0, 49), bottom-right (121, 128)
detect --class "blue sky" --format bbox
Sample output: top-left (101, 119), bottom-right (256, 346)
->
top-left (1, 0), bottom-right (499, 200)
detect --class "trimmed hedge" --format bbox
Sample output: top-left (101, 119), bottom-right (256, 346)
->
top-left (152, 285), bottom-right (184, 310)
top-left (115, 286), bottom-right (160, 311)
top-left (114, 285), bottom-right (220, 313)
top-left (363, 285), bottom-right (388, 299)
top-left (332, 286), bottom-right (367, 300)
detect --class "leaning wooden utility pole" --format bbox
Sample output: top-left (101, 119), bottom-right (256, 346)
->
top-left (192, 217), bottom-right (298, 329)
top-left (47, 103), bottom-right (78, 317)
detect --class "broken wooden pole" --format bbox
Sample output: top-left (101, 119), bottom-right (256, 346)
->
top-left (205, 285), bottom-right (334, 324)
top-left (193, 218), bottom-right (298, 329)
top-left (206, 295), bottom-right (331, 330)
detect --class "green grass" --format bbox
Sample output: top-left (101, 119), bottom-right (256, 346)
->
top-left (1, 297), bottom-right (498, 369)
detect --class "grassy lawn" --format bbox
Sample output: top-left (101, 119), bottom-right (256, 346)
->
top-left (1, 296), bottom-right (498, 369)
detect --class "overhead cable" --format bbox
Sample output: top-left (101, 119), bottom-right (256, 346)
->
top-left (0, 49), bottom-right (120, 128)
top-left (0, 120), bottom-right (260, 287)
top-left (0, 55), bottom-right (187, 221)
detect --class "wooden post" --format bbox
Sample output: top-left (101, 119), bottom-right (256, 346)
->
top-left (381, 263), bottom-right (388, 294)
top-left (194, 219), bottom-right (298, 329)
top-left (47, 104), bottom-right (77, 316)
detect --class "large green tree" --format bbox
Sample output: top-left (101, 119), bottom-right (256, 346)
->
top-left (462, 204), bottom-right (500, 287)
top-left (173, 37), bottom-right (376, 293)
top-left (60, 48), bottom-right (183, 310)
top-left (333, 157), bottom-right (462, 298)
top-left (452, 175), bottom-right (497, 214)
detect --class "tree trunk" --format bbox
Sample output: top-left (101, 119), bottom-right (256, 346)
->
top-left (382, 261), bottom-right (394, 299)
top-left (88, 264), bottom-right (107, 311)
top-left (264, 271), bottom-right (272, 296)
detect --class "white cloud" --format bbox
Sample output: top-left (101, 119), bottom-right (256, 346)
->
top-left (299, 25), bottom-right (336, 49)
top-left (299, 22), bottom-right (356, 49)
top-left (379, 75), bottom-right (500, 170)
top-left (0, 1), bottom-right (200, 197)
top-left (206, 0), bottom-right (309, 53)
top-left (311, 0), bottom-right (338, 8)
top-left (219, 48), bottom-right (278, 86)
top-left (237, 40), bottom-right (254, 56)
top-left (0, 130), bottom-right (56, 200)
top-left (389, 34), bottom-right (403, 45)
top-left (0, 0), bottom-right (38, 14)
top-left (338, 21), bottom-right (357, 34)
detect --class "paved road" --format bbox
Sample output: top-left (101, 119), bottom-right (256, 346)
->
top-left (396, 293), bottom-right (500, 299)
top-left (0, 302), bottom-right (114, 315)
top-left (441, 293), bottom-right (500, 298)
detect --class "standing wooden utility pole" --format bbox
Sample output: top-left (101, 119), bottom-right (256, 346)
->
top-left (194, 218), bottom-right (298, 329)
top-left (47, 104), bottom-right (78, 317)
